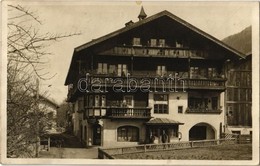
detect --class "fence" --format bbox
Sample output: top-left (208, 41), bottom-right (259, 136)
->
top-left (238, 135), bottom-right (252, 144)
top-left (221, 133), bottom-right (252, 144)
top-left (98, 138), bottom-right (237, 159)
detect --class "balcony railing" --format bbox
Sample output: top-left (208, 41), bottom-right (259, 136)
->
top-left (84, 107), bottom-right (152, 119)
top-left (106, 107), bottom-right (152, 119)
top-left (185, 107), bottom-right (222, 114)
top-left (112, 46), bottom-right (208, 59)
top-left (67, 74), bottom-right (226, 101)
top-left (188, 78), bottom-right (226, 90)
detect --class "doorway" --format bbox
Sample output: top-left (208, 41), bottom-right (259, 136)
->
top-left (93, 124), bottom-right (101, 145)
top-left (189, 123), bottom-right (215, 141)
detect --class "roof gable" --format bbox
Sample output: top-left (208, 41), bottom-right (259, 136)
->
top-left (75, 10), bottom-right (245, 58)
top-left (65, 10), bottom-right (246, 85)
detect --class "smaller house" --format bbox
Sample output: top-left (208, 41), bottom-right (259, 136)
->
top-left (39, 95), bottom-right (60, 133)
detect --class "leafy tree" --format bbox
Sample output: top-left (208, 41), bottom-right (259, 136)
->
top-left (7, 5), bottom-right (80, 158)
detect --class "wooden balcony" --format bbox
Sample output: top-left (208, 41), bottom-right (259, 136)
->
top-left (84, 107), bottom-right (152, 119)
top-left (185, 108), bottom-right (222, 114)
top-left (100, 45), bottom-right (209, 59)
top-left (87, 75), bottom-right (226, 90)
top-left (67, 74), bottom-right (226, 101)
top-left (188, 78), bottom-right (226, 90)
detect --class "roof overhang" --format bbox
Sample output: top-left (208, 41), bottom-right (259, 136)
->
top-left (146, 118), bottom-right (184, 126)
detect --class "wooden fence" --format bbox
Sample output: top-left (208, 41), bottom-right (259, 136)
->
top-left (98, 138), bottom-right (237, 159)
top-left (238, 135), bottom-right (252, 144)
top-left (221, 133), bottom-right (252, 144)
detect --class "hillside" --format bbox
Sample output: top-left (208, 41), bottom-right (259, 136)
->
top-left (222, 26), bottom-right (252, 54)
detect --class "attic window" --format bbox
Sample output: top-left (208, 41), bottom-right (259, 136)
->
top-left (150, 39), bottom-right (157, 47)
top-left (133, 38), bottom-right (141, 46)
top-left (159, 39), bottom-right (165, 47)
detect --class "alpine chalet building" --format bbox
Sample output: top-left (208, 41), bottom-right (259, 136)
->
top-left (65, 8), bottom-right (247, 147)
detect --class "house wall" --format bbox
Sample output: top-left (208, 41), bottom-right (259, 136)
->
top-left (101, 119), bottom-right (146, 148)
top-left (148, 91), bottom-right (225, 141)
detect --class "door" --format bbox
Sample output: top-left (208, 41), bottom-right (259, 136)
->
top-left (93, 124), bottom-right (101, 145)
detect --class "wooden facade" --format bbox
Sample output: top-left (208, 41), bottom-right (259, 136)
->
top-left (226, 54), bottom-right (252, 127)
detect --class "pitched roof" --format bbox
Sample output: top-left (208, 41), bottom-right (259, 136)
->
top-left (74, 10), bottom-right (245, 58)
top-left (39, 95), bottom-right (59, 109)
top-left (146, 118), bottom-right (184, 125)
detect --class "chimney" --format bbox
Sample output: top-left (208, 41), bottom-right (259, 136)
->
top-left (138, 6), bottom-right (147, 21)
top-left (125, 20), bottom-right (134, 27)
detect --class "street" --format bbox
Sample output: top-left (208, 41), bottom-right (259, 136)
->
top-left (39, 133), bottom-right (98, 159)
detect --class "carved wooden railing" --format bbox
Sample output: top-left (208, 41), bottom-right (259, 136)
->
top-left (113, 46), bottom-right (208, 59)
top-left (67, 74), bottom-right (226, 101)
top-left (98, 138), bottom-right (237, 159)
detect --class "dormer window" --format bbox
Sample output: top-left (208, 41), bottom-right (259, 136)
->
top-left (133, 37), bottom-right (141, 46)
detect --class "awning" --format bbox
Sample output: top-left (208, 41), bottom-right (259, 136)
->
top-left (146, 118), bottom-right (184, 126)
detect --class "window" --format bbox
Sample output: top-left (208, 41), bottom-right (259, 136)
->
top-left (133, 38), bottom-right (141, 46)
top-left (117, 64), bottom-right (127, 76)
top-left (227, 106), bottom-right (233, 116)
top-left (190, 67), bottom-right (199, 78)
top-left (158, 39), bottom-right (165, 47)
top-left (97, 63), bottom-right (108, 74)
top-left (154, 94), bottom-right (168, 114)
top-left (175, 41), bottom-right (182, 48)
top-left (95, 95), bottom-right (100, 107)
top-left (211, 97), bottom-right (218, 110)
top-left (89, 95), bottom-right (93, 107)
top-left (101, 95), bottom-right (106, 107)
top-left (78, 97), bottom-right (84, 111)
top-left (154, 94), bottom-right (168, 101)
top-left (117, 126), bottom-right (139, 142)
top-left (92, 95), bottom-right (106, 107)
top-left (178, 106), bottom-right (183, 113)
top-left (124, 95), bottom-right (133, 107)
top-left (154, 104), bottom-right (168, 114)
top-left (109, 65), bottom-right (116, 75)
top-left (150, 39), bottom-right (157, 47)
top-left (84, 95), bottom-right (88, 107)
top-left (156, 65), bottom-right (167, 76)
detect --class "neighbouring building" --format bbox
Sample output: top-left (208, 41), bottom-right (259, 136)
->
top-left (65, 8), bottom-right (247, 147)
top-left (225, 52), bottom-right (252, 135)
top-left (39, 95), bottom-right (59, 132)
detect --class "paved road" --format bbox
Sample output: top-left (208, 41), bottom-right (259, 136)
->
top-left (39, 147), bottom-right (98, 159)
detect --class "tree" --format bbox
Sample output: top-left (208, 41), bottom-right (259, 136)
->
top-left (7, 5), bottom-right (80, 158)
top-left (56, 100), bottom-right (71, 129)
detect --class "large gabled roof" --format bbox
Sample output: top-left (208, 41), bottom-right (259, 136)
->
top-left (65, 10), bottom-right (246, 85)
top-left (74, 10), bottom-right (245, 58)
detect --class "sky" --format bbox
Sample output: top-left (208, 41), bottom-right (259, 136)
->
top-left (7, 1), bottom-right (255, 104)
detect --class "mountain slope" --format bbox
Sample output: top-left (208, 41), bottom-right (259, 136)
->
top-left (222, 26), bottom-right (252, 54)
